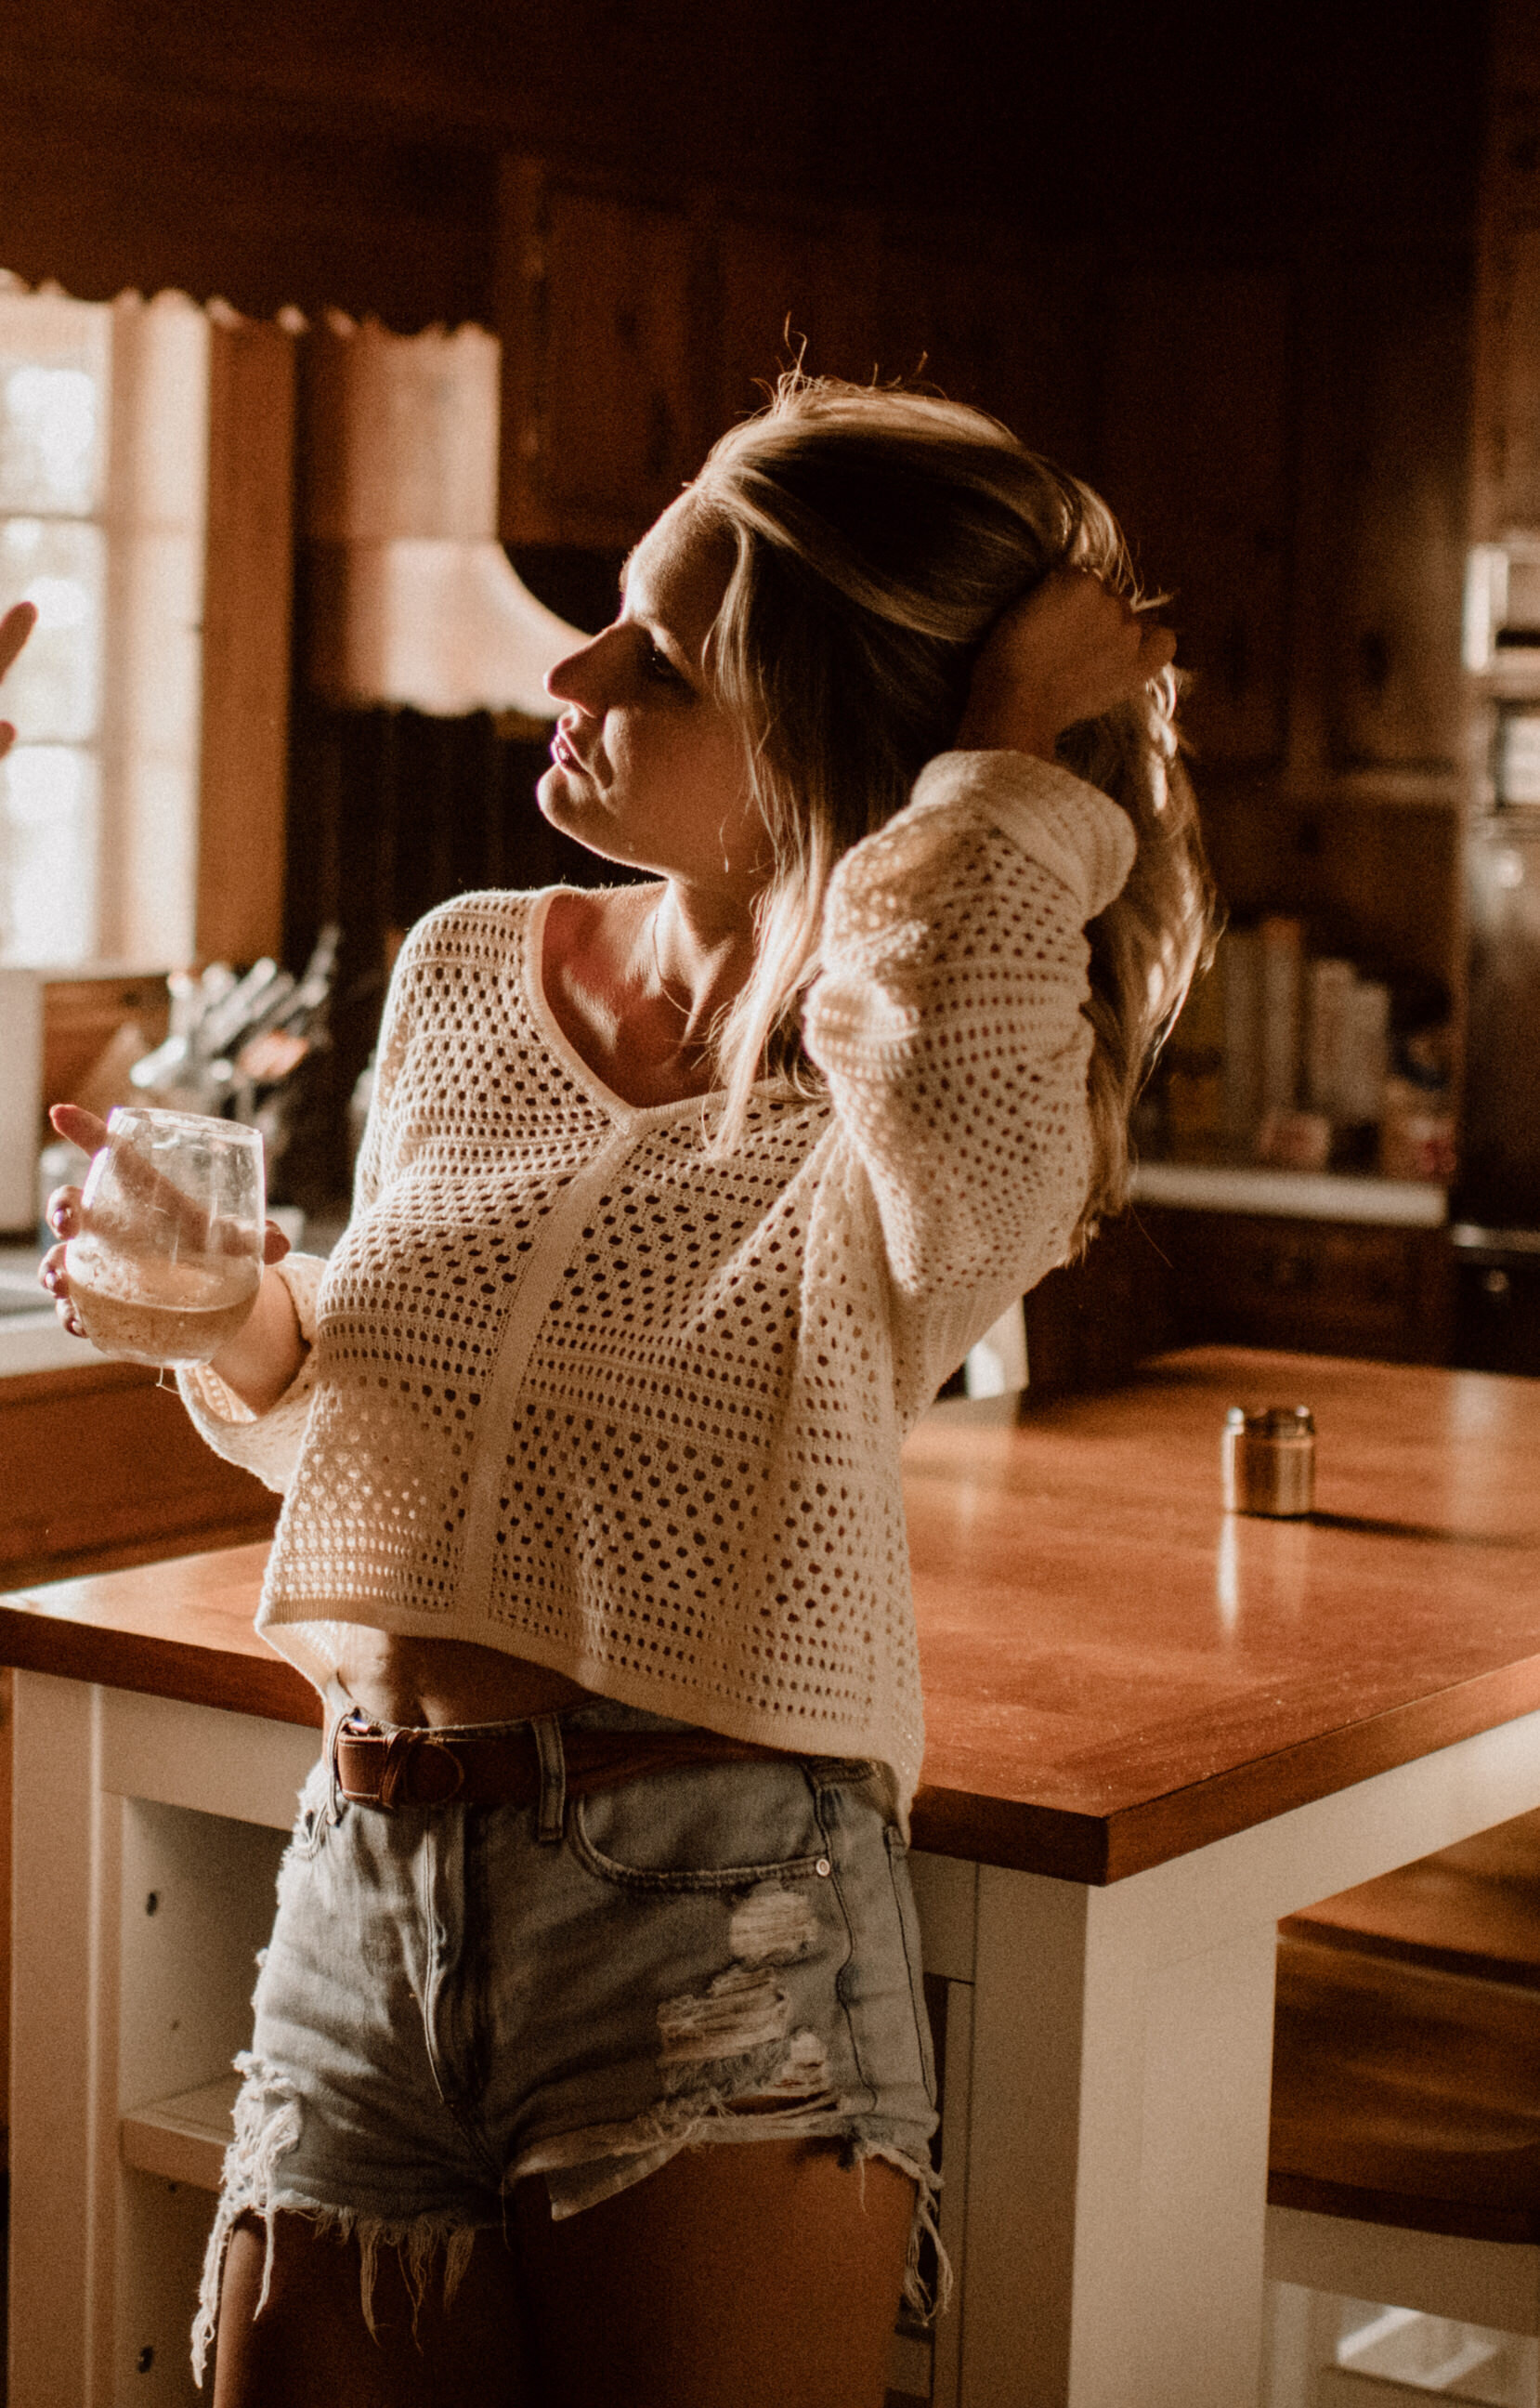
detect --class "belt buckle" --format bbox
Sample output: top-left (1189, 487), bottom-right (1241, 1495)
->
top-left (378, 1728), bottom-right (467, 1811)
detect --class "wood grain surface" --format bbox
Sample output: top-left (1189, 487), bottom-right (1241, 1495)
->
top-left (0, 1542), bottom-right (316, 1727)
top-left (1281, 1808), bottom-right (1540, 1988)
top-left (3, 1349), bottom-right (1538, 1874)
top-left (905, 1348), bottom-right (1540, 1877)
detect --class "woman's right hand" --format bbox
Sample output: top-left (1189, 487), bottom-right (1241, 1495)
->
top-left (39, 1102), bottom-right (309, 1409)
top-left (954, 569), bottom-right (1177, 760)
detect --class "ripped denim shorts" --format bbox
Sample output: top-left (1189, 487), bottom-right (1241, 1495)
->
top-left (192, 1695), bottom-right (941, 2381)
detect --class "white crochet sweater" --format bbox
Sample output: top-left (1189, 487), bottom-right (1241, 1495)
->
top-left (181, 751), bottom-right (1135, 1818)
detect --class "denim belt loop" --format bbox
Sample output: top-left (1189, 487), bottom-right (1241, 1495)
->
top-left (531, 1714), bottom-right (568, 1842)
top-left (321, 1673), bottom-right (359, 1826)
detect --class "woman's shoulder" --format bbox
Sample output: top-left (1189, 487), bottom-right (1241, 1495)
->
top-left (395, 887), bottom-right (545, 973)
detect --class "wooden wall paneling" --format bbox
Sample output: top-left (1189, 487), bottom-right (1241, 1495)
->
top-left (1470, 0), bottom-right (1540, 543)
top-left (711, 203), bottom-right (886, 430)
top-left (1475, 217), bottom-right (1540, 542)
top-left (0, 95), bottom-right (497, 332)
top-left (1324, 258), bottom-right (1472, 776)
top-left (886, 226), bottom-right (1098, 473)
top-left (496, 156), bottom-right (705, 548)
top-left (1097, 266), bottom-right (1292, 766)
top-left (196, 309), bottom-right (299, 966)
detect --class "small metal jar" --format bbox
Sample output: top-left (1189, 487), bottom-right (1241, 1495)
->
top-left (1221, 1406), bottom-right (1315, 1518)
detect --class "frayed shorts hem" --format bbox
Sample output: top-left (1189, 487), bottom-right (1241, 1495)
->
top-left (191, 2108), bottom-right (948, 2389)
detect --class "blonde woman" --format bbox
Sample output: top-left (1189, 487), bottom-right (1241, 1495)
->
top-left (43, 376), bottom-right (1211, 2408)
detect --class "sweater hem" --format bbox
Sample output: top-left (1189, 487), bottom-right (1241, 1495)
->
top-left (258, 1605), bottom-right (916, 1827)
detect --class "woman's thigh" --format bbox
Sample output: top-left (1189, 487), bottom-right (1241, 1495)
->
top-left (212, 2211), bottom-right (531, 2408)
top-left (512, 2140), bottom-right (916, 2408)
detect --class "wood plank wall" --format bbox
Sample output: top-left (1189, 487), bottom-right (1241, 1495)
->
top-left (0, 0), bottom-right (1496, 1222)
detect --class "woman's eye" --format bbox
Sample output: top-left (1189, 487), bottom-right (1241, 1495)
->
top-left (644, 641), bottom-right (682, 685)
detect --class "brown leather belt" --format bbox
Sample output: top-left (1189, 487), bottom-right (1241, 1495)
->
top-left (334, 1720), bottom-right (787, 1813)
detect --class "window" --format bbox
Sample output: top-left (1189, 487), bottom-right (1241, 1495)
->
top-left (0, 282), bottom-right (210, 969)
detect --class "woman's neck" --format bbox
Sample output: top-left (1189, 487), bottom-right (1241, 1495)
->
top-left (646, 883), bottom-right (757, 1047)
top-left (540, 883), bottom-right (757, 1109)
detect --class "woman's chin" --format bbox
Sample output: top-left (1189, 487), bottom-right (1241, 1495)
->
top-left (536, 769), bottom-right (593, 843)
top-left (536, 777), bottom-right (635, 871)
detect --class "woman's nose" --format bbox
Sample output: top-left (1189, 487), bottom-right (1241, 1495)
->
top-left (544, 630), bottom-right (611, 710)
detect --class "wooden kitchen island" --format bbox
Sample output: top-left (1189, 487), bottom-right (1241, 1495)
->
top-left (7, 1347), bottom-right (1540, 2408)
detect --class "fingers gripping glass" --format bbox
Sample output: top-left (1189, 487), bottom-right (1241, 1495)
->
top-left (64, 1106), bottom-right (265, 1367)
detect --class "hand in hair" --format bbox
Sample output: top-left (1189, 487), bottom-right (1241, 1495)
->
top-left (954, 570), bottom-right (1176, 761)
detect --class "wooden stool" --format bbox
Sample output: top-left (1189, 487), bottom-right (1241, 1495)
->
top-left (1281, 1807), bottom-right (1540, 1990)
top-left (1265, 1933), bottom-right (1540, 2404)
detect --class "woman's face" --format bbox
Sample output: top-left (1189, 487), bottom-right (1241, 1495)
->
top-left (538, 499), bottom-right (763, 896)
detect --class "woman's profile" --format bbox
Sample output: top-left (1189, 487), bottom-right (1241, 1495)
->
top-left (41, 373), bottom-right (1212, 2407)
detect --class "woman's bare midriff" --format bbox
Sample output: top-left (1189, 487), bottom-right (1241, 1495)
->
top-left (335, 1630), bottom-right (601, 1730)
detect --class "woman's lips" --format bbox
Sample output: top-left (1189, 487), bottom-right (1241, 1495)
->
top-left (551, 726), bottom-right (586, 771)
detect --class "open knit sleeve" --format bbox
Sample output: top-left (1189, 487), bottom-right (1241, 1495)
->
top-left (176, 1250), bottom-right (327, 1492)
top-left (802, 749), bottom-right (1136, 1329)
top-left (174, 923), bottom-right (424, 1495)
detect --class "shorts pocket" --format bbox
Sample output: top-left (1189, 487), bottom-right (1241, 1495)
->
top-left (569, 1757), bottom-right (830, 1893)
top-left (286, 1759), bottom-right (340, 1865)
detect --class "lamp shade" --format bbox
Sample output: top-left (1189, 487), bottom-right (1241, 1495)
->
top-left (304, 313), bottom-right (584, 717)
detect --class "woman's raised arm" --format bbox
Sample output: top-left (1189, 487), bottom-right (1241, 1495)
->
top-left (953, 569), bottom-right (1176, 759)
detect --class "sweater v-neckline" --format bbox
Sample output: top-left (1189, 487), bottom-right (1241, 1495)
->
top-left (523, 886), bottom-right (722, 1124)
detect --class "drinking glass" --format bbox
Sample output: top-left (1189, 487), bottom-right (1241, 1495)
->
top-left (64, 1106), bottom-right (265, 1368)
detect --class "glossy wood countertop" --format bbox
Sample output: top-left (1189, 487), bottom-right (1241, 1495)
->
top-left (907, 1349), bottom-right (1540, 1878)
top-left (4, 1348), bottom-right (1539, 1881)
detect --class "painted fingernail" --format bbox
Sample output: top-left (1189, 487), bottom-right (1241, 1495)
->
top-left (49, 1206), bottom-right (68, 1233)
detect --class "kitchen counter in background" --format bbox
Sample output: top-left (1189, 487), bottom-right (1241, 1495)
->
top-left (0, 1243), bottom-right (94, 1377)
top-left (0, 1242), bottom-right (278, 1590)
top-left (1130, 1160), bottom-right (1447, 1228)
top-left (1027, 1171), bottom-right (1455, 1393)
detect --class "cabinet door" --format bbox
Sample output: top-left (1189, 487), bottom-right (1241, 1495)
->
top-left (0, 1364), bottom-right (278, 1587)
top-left (1021, 1210), bottom-right (1178, 1396)
top-left (497, 158), bottom-right (701, 547)
top-left (880, 231), bottom-right (1097, 469)
top-left (1144, 1208), bottom-right (1452, 1366)
top-left (1098, 268), bottom-right (1291, 765)
top-left (1325, 259), bottom-right (1469, 772)
top-left (711, 206), bottom-right (885, 429)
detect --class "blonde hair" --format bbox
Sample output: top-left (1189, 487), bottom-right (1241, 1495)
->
top-left (692, 373), bottom-right (1215, 1249)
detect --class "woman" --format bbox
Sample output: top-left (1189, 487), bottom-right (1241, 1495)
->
top-left (42, 375), bottom-right (1211, 2407)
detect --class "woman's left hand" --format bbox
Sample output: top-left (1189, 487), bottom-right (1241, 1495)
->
top-left (954, 569), bottom-right (1176, 760)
